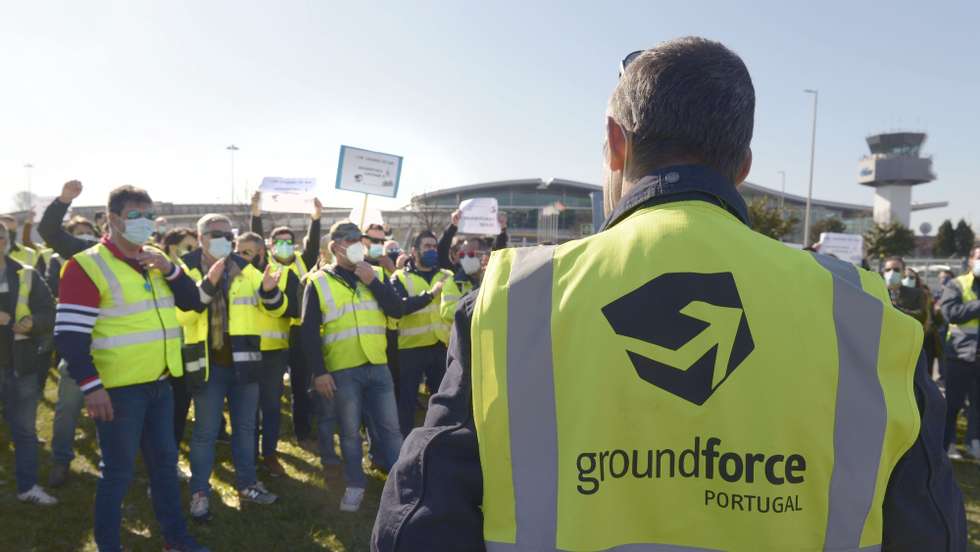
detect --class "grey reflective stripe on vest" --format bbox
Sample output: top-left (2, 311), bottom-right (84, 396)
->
top-left (315, 274), bottom-right (339, 316)
top-left (398, 323), bottom-right (440, 337)
top-left (261, 331), bottom-right (290, 341)
top-left (811, 253), bottom-right (887, 550)
top-left (232, 295), bottom-right (258, 306)
top-left (322, 300), bottom-right (381, 325)
top-left (321, 325), bottom-right (386, 345)
top-left (87, 249), bottom-right (125, 306)
top-left (91, 327), bottom-right (181, 350)
top-left (489, 249), bottom-right (886, 551)
top-left (102, 296), bottom-right (176, 317)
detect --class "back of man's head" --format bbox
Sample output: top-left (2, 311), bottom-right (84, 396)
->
top-left (609, 37), bottom-right (755, 184)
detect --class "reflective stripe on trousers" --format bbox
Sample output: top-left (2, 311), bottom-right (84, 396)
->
top-left (486, 248), bottom-right (885, 552)
top-left (232, 351), bottom-right (262, 363)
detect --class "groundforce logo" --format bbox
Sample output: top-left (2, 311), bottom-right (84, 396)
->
top-left (602, 272), bottom-right (755, 405)
top-left (576, 437), bottom-right (807, 514)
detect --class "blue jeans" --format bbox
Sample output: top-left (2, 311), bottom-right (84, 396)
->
top-left (189, 364), bottom-right (259, 493)
top-left (314, 392), bottom-right (342, 467)
top-left (52, 360), bottom-right (84, 467)
top-left (256, 350), bottom-right (288, 458)
top-left (396, 345), bottom-right (447, 437)
top-left (332, 364), bottom-right (402, 488)
top-left (1, 370), bottom-right (40, 493)
top-left (94, 380), bottom-right (189, 552)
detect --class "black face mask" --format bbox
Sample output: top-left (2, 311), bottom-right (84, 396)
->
top-left (387, 251), bottom-right (401, 263)
top-left (250, 256), bottom-right (264, 269)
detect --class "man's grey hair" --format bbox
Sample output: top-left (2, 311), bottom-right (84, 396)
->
top-left (609, 36), bottom-right (755, 183)
top-left (196, 213), bottom-right (232, 236)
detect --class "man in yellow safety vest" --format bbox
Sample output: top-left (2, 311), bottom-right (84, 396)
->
top-left (374, 37), bottom-right (966, 552)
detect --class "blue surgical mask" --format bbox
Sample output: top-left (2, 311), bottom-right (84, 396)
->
top-left (901, 277), bottom-right (916, 288)
top-left (421, 249), bottom-right (439, 268)
top-left (973, 263), bottom-right (980, 278)
top-left (208, 237), bottom-right (232, 259)
top-left (122, 218), bottom-right (155, 245)
top-left (369, 244), bottom-right (384, 259)
top-left (884, 270), bottom-right (901, 287)
top-left (273, 242), bottom-right (294, 260)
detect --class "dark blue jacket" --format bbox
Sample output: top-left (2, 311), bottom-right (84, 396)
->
top-left (373, 166), bottom-right (966, 552)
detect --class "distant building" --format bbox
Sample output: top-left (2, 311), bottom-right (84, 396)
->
top-left (738, 182), bottom-right (874, 244)
top-left (858, 132), bottom-right (939, 226)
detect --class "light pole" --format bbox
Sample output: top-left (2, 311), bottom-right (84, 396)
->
top-left (777, 170), bottom-right (786, 215)
top-left (803, 89), bottom-right (818, 246)
top-left (226, 145), bottom-right (239, 205)
top-left (23, 163), bottom-right (34, 196)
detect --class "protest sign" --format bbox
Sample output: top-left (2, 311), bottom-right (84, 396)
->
top-left (459, 198), bottom-right (501, 235)
top-left (258, 177), bottom-right (317, 213)
top-left (335, 146), bottom-right (402, 198)
top-left (818, 232), bottom-right (864, 265)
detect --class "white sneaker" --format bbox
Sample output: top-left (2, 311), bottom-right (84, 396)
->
top-left (339, 487), bottom-right (365, 512)
top-left (17, 485), bottom-right (58, 506)
top-left (968, 440), bottom-right (980, 459)
top-left (189, 491), bottom-right (210, 520)
top-left (948, 444), bottom-right (963, 460)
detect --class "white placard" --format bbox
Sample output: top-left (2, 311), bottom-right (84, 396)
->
top-left (458, 198), bottom-right (501, 235)
top-left (818, 232), bottom-right (864, 265)
top-left (258, 177), bottom-right (317, 213)
top-left (335, 145), bottom-right (402, 198)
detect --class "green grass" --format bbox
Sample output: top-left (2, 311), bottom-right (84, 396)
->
top-left (0, 369), bottom-right (384, 552)
top-left (4, 369), bottom-right (980, 551)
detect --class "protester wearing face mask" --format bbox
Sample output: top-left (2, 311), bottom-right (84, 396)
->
top-left (453, 237), bottom-right (491, 296)
top-left (54, 185), bottom-right (209, 551)
top-left (302, 221), bottom-right (404, 512)
top-left (0, 215), bottom-right (43, 274)
top-left (250, 191), bottom-right (323, 449)
top-left (437, 210), bottom-right (509, 271)
top-left (882, 257), bottom-right (930, 333)
top-left (161, 228), bottom-right (198, 265)
top-left (939, 247), bottom-right (980, 461)
top-left (235, 232), bottom-right (301, 477)
top-left (0, 224), bottom-right (58, 507)
top-left (179, 214), bottom-right (287, 521)
top-left (390, 231), bottom-right (460, 437)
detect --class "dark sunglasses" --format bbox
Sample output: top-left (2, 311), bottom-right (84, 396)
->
top-left (124, 209), bottom-right (156, 220)
top-left (461, 250), bottom-right (488, 258)
top-left (619, 50), bottom-right (644, 78)
top-left (206, 230), bottom-right (234, 240)
top-left (363, 236), bottom-right (386, 245)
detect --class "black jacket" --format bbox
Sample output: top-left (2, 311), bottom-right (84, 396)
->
top-left (373, 166), bottom-right (966, 552)
top-left (2, 258), bottom-right (55, 377)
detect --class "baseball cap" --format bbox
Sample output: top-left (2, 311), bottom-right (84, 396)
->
top-left (329, 221), bottom-right (362, 241)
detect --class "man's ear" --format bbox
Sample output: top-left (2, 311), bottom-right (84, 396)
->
top-left (606, 117), bottom-right (628, 172)
top-left (734, 148), bottom-right (753, 186)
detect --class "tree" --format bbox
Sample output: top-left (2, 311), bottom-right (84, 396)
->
top-left (933, 219), bottom-right (957, 257)
top-left (954, 218), bottom-right (976, 257)
top-left (747, 198), bottom-right (797, 241)
top-left (811, 217), bottom-right (846, 238)
top-left (408, 194), bottom-right (445, 234)
top-left (864, 222), bottom-right (915, 259)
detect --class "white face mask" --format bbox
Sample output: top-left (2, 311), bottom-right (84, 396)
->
top-left (884, 270), bottom-right (902, 287)
top-left (460, 256), bottom-right (482, 275)
top-left (122, 218), bottom-right (155, 245)
top-left (901, 277), bottom-right (916, 288)
top-left (344, 242), bottom-right (366, 264)
top-left (208, 237), bottom-right (232, 259)
top-left (973, 262), bottom-right (980, 278)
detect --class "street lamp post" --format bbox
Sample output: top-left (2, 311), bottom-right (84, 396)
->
top-left (23, 163), bottom-right (34, 196)
top-left (777, 170), bottom-right (786, 215)
top-left (803, 89), bottom-right (819, 247)
top-left (226, 145), bottom-right (239, 205)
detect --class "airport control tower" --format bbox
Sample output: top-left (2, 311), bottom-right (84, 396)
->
top-left (858, 132), bottom-right (937, 227)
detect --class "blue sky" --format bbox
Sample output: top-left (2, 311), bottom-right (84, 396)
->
top-left (1, 0), bottom-right (977, 234)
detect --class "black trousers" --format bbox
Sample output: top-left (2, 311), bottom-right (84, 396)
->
top-left (944, 357), bottom-right (980, 448)
top-left (288, 327), bottom-right (313, 441)
top-left (170, 375), bottom-right (192, 446)
top-left (386, 329), bottom-right (400, 401)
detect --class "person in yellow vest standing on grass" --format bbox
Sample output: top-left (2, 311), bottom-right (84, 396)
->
top-left (373, 37), bottom-right (966, 552)
top-left (55, 185), bottom-right (209, 552)
top-left (303, 221), bottom-right (404, 513)
top-left (939, 246), bottom-right (980, 459)
top-left (391, 230), bottom-right (460, 437)
top-left (179, 213), bottom-right (288, 523)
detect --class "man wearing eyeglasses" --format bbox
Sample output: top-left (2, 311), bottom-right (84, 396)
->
top-left (179, 213), bottom-right (287, 522)
top-left (374, 37), bottom-right (965, 552)
top-left (55, 185), bottom-right (209, 552)
top-left (250, 191), bottom-right (323, 449)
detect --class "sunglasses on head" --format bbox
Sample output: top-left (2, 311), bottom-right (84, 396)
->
top-left (619, 50), bottom-right (644, 78)
top-left (207, 230), bottom-right (234, 240)
top-left (124, 209), bottom-right (156, 220)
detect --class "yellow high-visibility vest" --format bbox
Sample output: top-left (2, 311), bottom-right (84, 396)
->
top-left (394, 268), bottom-right (459, 349)
top-left (178, 258), bottom-right (287, 383)
top-left (270, 253), bottom-right (307, 327)
top-left (73, 243), bottom-right (183, 388)
top-left (472, 201), bottom-right (922, 552)
top-left (310, 268), bottom-right (387, 372)
top-left (14, 265), bottom-right (33, 325)
top-left (255, 267), bottom-right (291, 351)
top-left (9, 245), bottom-right (38, 269)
